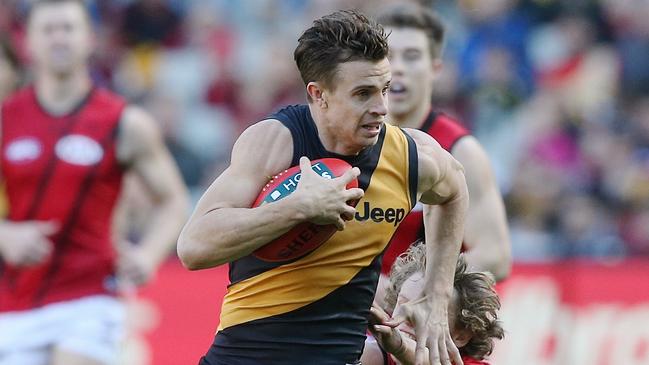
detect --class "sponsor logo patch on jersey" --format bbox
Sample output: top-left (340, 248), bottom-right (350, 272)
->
top-left (354, 201), bottom-right (406, 226)
top-left (55, 134), bottom-right (104, 166)
top-left (5, 137), bottom-right (42, 163)
top-left (258, 162), bottom-right (335, 205)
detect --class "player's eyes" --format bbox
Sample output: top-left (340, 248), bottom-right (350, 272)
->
top-left (404, 51), bottom-right (422, 61)
top-left (357, 90), bottom-right (370, 98)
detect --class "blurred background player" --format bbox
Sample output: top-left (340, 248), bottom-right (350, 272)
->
top-left (0, 1), bottom-right (188, 364)
top-left (178, 9), bottom-right (468, 365)
top-left (362, 243), bottom-right (504, 365)
top-left (374, 3), bottom-right (511, 307)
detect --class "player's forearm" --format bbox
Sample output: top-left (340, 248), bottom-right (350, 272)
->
top-left (423, 187), bottom-right (468, 298)
top-left (177, 195), bottom-right (307, 270)
top-left (463, 193), bottom-right (511, 281)
top-left (134, 191), bottom-right (189, 269)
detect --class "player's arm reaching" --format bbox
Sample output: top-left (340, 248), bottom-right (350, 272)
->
top-left (176, 120), bottom-right (363, 270)
top-left (452, 137), bottom-right (511, 281)
top-left (389, 128), bottom-right (468, 365)
top-left (115, 105), bottom-right (190, 285)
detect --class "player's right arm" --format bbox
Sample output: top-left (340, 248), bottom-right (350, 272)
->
top-left (177, 119), bottom-right (363, 270)
top-left (0, 108), bottom-right (59, 267)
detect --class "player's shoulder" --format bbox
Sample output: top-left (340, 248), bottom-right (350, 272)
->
top-left (402, 127), bottom-right (441, 151)
top-left (115, 104), bottom-right (162, 164)
top-left (403, 126), bottom-right (465, 192)
top-left (230, 118), bottom-right (294, 178)
top-left (270, 104), bottom-right (309, 120)
top-left (238, 118), bottom-right (293, 150)
top-left (1, 86), bottom-right (34, 110)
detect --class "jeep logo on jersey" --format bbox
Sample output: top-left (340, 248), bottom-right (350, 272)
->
top-left (5, 137), bottom-right (42, 163)
top-left (354, 201), bottom-right (406, 227)
top-left (55, 135), bottom-right (104, 166)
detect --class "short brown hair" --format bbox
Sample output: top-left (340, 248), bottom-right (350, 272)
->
top-left (386, 241), bottom-right (505, 360)
top-left (28, 0), bottom-right (90, 21)
top-left (376, 3), bottom-right (446, 59)
top-left (294, 10), bottom-right (389, 102)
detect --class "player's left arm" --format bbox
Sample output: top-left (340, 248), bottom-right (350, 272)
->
top-left (451, 136), bottom-right (511, 281)
top-left (116, 105), bottom-right (190, 285)
top-left (391, 128), bottom-right (468, 365)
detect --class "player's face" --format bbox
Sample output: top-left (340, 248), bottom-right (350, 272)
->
top-left (27, 2), bottom-right (93, 76)
top-left (321, 58), bottom-right (391, 152)
top-left (386, 27), bottom-right (438, 120)
top-left (394, 272), bottom-right (461, 342)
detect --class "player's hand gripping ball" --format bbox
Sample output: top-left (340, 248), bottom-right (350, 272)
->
top-left (252, 158), bottom-right (359, 262)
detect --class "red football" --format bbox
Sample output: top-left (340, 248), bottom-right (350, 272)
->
top-left (252, 158), bottom-right (359, 262)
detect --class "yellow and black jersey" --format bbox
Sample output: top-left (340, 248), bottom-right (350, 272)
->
top-left (201, 105), bottom-right (418, 365)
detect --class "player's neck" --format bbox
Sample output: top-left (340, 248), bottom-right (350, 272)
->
top-left (35, 71), bottom-right (92, 116)
top-left (321, 138), bottom-right (361, 156)
top-left (391, 102), bottom-right (431, 130)
top-left (317, 126), bottom-right (362, 156)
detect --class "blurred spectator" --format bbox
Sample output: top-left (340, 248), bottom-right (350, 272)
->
top-left (458, 0), bottom-right (535, 96)
top-left (121, 0), bottom-right (181, 47)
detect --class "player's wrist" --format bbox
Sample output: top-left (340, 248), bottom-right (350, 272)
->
top-left (283, 192), bottom-right (315, 222)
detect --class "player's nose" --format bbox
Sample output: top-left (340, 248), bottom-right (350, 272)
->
top-left (370, 94), bottom-right (388, 116)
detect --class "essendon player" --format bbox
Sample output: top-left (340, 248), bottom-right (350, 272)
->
top-left (361, 244), bottom-right (504, 365)
top-left (375, 3), bottom-right (511, 306)
top-left (0, 1), bottom-right (188, 364)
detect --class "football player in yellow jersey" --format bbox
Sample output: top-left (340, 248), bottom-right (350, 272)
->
top-left (178, 10), bottom-right (468, 365)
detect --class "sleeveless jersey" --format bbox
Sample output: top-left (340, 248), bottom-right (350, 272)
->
top-left (381, 109), bottom-right (470, 274)
top-left (208, 105), bottom-right (419, 365)
top-left (0, 86), bottom-right (126, 311)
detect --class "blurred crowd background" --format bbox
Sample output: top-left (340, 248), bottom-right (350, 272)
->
top-left (2, 0), bottom-right (649, 261)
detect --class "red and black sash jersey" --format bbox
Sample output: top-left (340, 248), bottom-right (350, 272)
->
top-left (381, 109), bottom-right (470, 274)
top-left (0, 86), bottom-right (126, 311)
top-left (205, 105), bottom-right (419, 365)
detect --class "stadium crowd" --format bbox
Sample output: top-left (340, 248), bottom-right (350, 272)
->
top-left (1, 0), bottom-right (648, 260)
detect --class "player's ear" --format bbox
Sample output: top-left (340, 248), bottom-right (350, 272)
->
top-left (307, 82), bottom-right (327, 109)
top-left (452, 328), bottom-right (472, 348)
